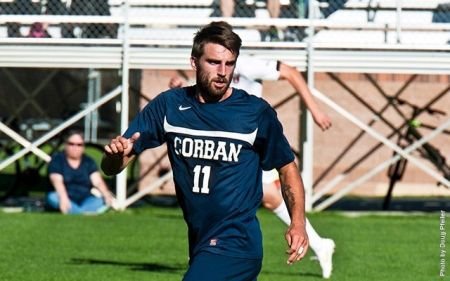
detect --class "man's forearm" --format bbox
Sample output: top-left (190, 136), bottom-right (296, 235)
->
top-left (278, 162), bottom-right (306, 225)
top-left (279, 63), bottom-right (321, 115)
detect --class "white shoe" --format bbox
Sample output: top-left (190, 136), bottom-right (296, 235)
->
top-left (317, 238), bottom-right (335, 279)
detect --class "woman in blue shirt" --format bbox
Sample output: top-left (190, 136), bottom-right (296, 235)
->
top-left (46, 130), bottom-right (113, 214)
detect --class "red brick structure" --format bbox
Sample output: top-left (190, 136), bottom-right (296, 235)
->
top-left (137, 70), bottom-right (450, 200)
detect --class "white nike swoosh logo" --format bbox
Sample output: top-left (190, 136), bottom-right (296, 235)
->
top-left (164, 117), bottom-right (258, 145)
top-left (178, 105), bottom-right (191, 111)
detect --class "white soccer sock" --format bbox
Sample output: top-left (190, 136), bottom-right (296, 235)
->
top-left (306, 218), bottom-right (323, 253)
top-left (273, 201), bottom-right (291, 225)
top-left (273, 202), bottom-right (323, 253)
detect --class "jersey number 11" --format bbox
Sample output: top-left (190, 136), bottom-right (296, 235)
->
top-left (192, 165), bottom-right (211, 194)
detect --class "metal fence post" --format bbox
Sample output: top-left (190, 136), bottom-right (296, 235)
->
top-left (116, 0), bottom-right (130, 210)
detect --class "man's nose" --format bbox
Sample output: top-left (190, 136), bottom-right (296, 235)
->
top-left (217, 63), bottom-right (226, 76)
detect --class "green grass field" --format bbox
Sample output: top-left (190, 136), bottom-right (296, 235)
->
top-left (0, 206), bottom-right (446, 281)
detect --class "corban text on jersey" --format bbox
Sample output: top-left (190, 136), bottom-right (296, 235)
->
top-left (173, 136), bottom-right (243, 162)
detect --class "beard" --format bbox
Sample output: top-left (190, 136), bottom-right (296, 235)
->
top-left (196, 67), bottom-right (232, 102)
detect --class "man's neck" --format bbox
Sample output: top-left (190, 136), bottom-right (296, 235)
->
top-left (196, 87), bottom-right (233, 103)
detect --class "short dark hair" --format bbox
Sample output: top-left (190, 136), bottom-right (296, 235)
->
top-left (191, 21), bottom-right (242, 59)
top-left (64, 128), bottom-right (84, 143)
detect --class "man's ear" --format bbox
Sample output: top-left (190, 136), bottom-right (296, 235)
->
top-left (190, 56), bottom-right (197, 71)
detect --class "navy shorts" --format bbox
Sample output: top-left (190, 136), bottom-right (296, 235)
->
top-left (183, 251), bottom-right (262, 281)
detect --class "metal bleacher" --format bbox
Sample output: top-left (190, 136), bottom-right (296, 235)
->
top-left (0, 0), bottom-right (448, 72)
top-left (0, 0), bottom-right (449, 210)
top-left (315, 0), bottom-right (450, 45)
top-left (311, 0), bottom-right (450, 74)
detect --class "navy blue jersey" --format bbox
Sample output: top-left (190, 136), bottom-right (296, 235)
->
top-left (48, 152), bottom-right (97, 203)
top-left (124, 86), bottom-right (294, 259)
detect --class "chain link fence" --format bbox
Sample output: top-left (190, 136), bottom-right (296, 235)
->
top-left (0, 0), bottom-right (449, 43)
top-left (0, 0), bottom-right (115, 38)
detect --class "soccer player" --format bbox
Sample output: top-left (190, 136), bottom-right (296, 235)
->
top-left (170, 54), bottom-right (335, 279)
top-left (101, 21), bottom-right (308, 281)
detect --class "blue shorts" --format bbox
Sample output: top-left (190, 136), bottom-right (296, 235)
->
top-left (183, 251), bottom-right (262, 281)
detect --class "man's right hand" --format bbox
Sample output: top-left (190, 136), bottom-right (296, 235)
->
top-left (104, 132), bottom-right (140, 157)
top-left (102, 132), bottom-right (141, 176)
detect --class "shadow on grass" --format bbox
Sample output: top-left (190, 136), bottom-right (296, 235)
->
top-left (70, 258), bottom-right (184, 273)
top-left (72, 258), bottom-right (322, 279)
top-left (261, 269), bottom-right (322, 279)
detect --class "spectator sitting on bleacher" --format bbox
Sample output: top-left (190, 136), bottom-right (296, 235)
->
top-left (219, 0), bottom-right (280, 40)
top-left (27, 22), bottom-right (51, 38)
top-left (319, 0), bottom-right (348, 18)
top-left (217, 0), bottom-right (306, 41)
top-left (47, 0), bottom-right (116, 38)
top-left (72, 0), bottom-right (116, 38)
top-left (7, 23), bottom-right (22, 38)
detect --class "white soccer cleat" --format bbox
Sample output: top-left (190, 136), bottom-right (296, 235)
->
top-left (317, 238), bottom-right (335, 279)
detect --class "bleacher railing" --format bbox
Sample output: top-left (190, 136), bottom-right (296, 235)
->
top-left (0, 0), bottom-right (448, 72)
top-left (1, 1), bottom-right (449, 41)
